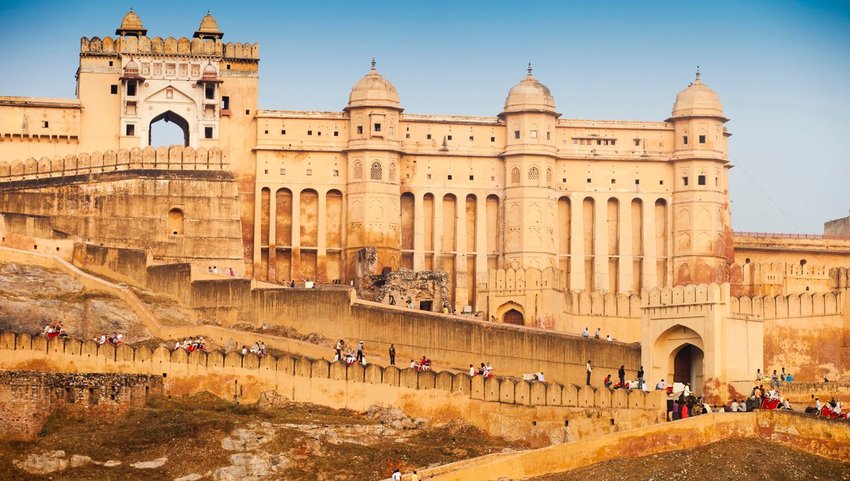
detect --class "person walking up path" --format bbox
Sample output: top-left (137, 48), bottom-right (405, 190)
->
top-left (586, 360), bottom-right (592, 385)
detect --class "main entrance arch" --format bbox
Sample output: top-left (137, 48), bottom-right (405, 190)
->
top-left (496, 301), bottom-right (525, 326)
top-left (651, 324), bottom-right (705, 395)
top-left (503, 309), bottom-right (524, 325)
top-left (671, 343), bottom-right (705, 390)
top-left (149, 110), bottom-right (190, 147)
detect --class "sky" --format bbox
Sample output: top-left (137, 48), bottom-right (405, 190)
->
top-left (0, 0), bottom-right (848, 234)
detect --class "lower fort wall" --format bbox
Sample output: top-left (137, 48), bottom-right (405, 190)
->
top-left (0, 331), bottom-right (665, 444)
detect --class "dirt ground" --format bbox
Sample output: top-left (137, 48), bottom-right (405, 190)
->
top-left (0, 393), bottom-right (527, 481)
top-left (530, 437), bottom-right (850, 481)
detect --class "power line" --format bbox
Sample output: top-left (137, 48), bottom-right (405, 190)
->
top-left (733, 158), bottom-right (806, 233)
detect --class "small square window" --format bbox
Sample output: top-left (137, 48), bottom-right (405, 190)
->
top-left (469, 136), bottom-right (474, 141)
top-left (611, 178), bottom-right (616, 184)
top-left (530, 130), bottom-right (538, 139)
top-left (447, 135), bottom-right (452, 141)
top-left (683, 176), bottom-right (689, 186)
top-left (281, 129), bottom-right (286, 135)
top-left (333, 170), bottom-right (339, 177)
top-left (280, 168), bottom-right (286, 175)
top-left (660, 180), bottom-right (664, 185)
top-left (635, 179), bottom-right (640, 185)
top-left (357, 126), bottom-right (363, 134)
top-left (245, 109), bottom-right (250, 115)
top-left (307, 130), bottom-right (313, 136)
top-left (634, 139), bottom-right (640, 146)
top-left (427, 134), bottom-right (432, 140)
top-left (125, 124), bottom-right (135, 136)
top-left (683, 136), bottom-right (688, 145)
top-left (374, 123), bottom-right (381, 132)
top-left (317, 131), bottom-right (322, 136)
top-left (306, 169), bottom-right (313, 176)
top-left (42, 121), bottom-right (49, 128)
top-left (698, 175), bottom-right (706, 185)
top-left (699, 135), bottom-right (706, 144)
top-left (597, 139), bottom-right (602, 145)
top-left (333, 131), bottom-right (339, 137)
top-left (587, 178), bottom-right (592, 183)
top-left (127, 82), bottom-right (137, 96)
top-left (226, 64), bottom-right (231, 70)
top-left (562, 178), bottom-right (567, 183)
top-left (491, 176), bottom-right (495, 181)
top-left (514, 130), bottom-right (520, 139)
top-left (108, 60), bottom-right (113, 66)
top-left (405, 133), bottom-right (410, 138)
top-left (110, 85), bottom-right (118, 94)
top-left (490, 137), bottom-right (495, 142)
top-left (264, 130), bottom-right (268, 134)
top-left (546, 131), bottom-right (551, 140)
top-left (264, 169), bottom-right (268, 174)
top-left (204, 127), bottom-right (213, 139)
top-left (469, 175), bottom-right (474, 180)
top-left (447, 175), bottom-right (453, 180)
top-left (222, 96), bottom-right (230, 110)
top-left (427, 174), bottom-right (432, 180)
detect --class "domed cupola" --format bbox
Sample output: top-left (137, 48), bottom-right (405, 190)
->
top-left (194, 11), bottom-right (223, 40)
top-left (501, 63), bottom-right (557, 116)
top-left (116, 9), bottom-right (146, 37)
top-left (669, 68), bottom-right (726, 121)
top-left (119, 58), bottom-right (145, 81)
top-left (346, 58), bottom-right (402, 111)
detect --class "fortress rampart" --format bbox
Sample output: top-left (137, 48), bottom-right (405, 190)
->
top-left (80, 36), bottom-right (258, 61)
top-left (0, 331), bottom-right (665, 443)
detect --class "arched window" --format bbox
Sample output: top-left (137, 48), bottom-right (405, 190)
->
top-left (353, 161), bottom-right (362, 179)
top-left (168, 208), bottom-right (184, 236)
top-left (528, 166), bottom-right (540, 180)
top-left (546, 168), bottom-right (553, 186)
top-left (389, 162), bottom-right (397, 182)
top-left (370, 161), bottom-right (383, 181)
top-left (510, 167), bottom-right (520, 184)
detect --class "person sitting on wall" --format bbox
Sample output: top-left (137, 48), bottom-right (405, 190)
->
top-left (582, 327), bottom-right (589, 338)
top-left (604, 374), bottom-right (613, 388)
top-left (730, 399), bottom-right (739, 412)
top-left (655, 379), bottom-right (666, 390)
top-left (485, 362), bottom-right (494, 378)
top-left (478, 363), bottom-right (487, 376)
top-left (594, 328), bottom-right (601, 339)
top-left (535, 371), bottom-right (545, 382)
top-left (469, 364), bottom-right (476, 377)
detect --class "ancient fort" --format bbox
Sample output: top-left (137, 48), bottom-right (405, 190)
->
top-left (1, 9), bottom-right (849, 480)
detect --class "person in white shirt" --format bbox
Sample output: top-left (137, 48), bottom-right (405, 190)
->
top-left (469, 364), bottom-right (476, 376)
top-left (391, 468), bottom-right (401, 481)
top-left (606, 334), bottom-right (613, 342)
top-left (581, 327), bottom-right (589, 338)
top-left (536, 371), bottom-right (545, 382)
top-left (816, 398), bottom-right (822, 411)
top-left (594, 328), bottom-right (601, 339)
top-left (655, 379), bottom-right (666, 390)
top-left (731, 400), bottom-right (739, 412)
top-left (684, 384), bottom-right (691, 397)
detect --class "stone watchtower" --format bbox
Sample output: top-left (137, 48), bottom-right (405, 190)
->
top-left (344, 60), bottom-right (404, 278)
top-left (667, 69), bottom-right (734, 285)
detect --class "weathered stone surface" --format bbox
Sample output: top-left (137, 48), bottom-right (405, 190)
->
top-left (174, 474), bottom-right (203, 481)
top-left (130, 457), bottom-right (168, 469)
top-left (221, 423), bottom-right (276, 451)
top-left (213, 452), bottom-right (286, 481)
top-left (12, 450), bottom-right (68, 474)
top-left (69, 454), bottom-right (92, 468)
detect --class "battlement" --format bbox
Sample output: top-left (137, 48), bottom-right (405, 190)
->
top-left (487, 267), bottom-right (561, 293)
top-left (729, 291), bottom-right (842, 319)
top-left (565, 290), bottom-right (642, 318)
top-left (642, 283), bottom-right (728, 307)
top-left (0, 146), bottom-right (230, 185)
top-left (80, 36), bottom-right (258, 61)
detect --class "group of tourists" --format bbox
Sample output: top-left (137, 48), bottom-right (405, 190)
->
top-left (411, 356), bottom-right (433, 372)
top-left (581, 326), bottom-right (615, 342)
top-left (207, 265), bottom-right (236, 277)
top-left (240, 341), bottom-right (267, 358)
top-left (469, 362), bottom-right (495, 378)
top-left (42, 321), bottom-right (69, 340)
top-left (601, 364), bottom-right (647, 390)
top-left (807, 397), bottom-right (847, 419)
top-left (175, 336), bottom-right (208, 352)
top-left (333, 339), bottom-right (366, 366)
top-left (522, 371), bottom-right (545, 382)
top-left (391, 468), bottom-right (419, 481)
top-left (93, 332), bottom-right (125, 346)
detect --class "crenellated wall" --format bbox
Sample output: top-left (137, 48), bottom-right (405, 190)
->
top-left (0, 331), bottom-right (665, 444)
top-left (729, 261), bottom-right (832, 297)
top-left (80, 36), bottom-right (258, 60)
top-left (0, 145), bottom-right (230, 184)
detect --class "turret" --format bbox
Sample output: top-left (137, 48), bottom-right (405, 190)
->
top-left (344, 59), bottom-right (403, 277)
top-left (499, 64), bottom-right (560, 276)
top-left (668, 68), bottom-right (733, 285)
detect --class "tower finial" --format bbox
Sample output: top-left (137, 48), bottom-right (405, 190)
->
top-left (695, 65), bottom-right (701, 81)
top-left (527, 62), bottom-right (533, 77)
top-left (371, 57), bottom-right (376, 71)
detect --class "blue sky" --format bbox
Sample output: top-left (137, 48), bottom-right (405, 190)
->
top-left (1, 0), bottom-right (848, 234)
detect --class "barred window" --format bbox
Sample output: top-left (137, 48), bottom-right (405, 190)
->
top-left (370, 161), bottom-right (382, 181)
top-left (389, 162), bottom-right (397, 181)
top-left (528, 166), bottom-right (540, 180)
top-left (353, 162), bottom-right (362, 179)
top-left (511, 167), bottom-right (520, 184)
top-left (546, 168), bottom-right (552, 186)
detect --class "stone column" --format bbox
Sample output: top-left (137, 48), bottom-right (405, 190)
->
top-left (618, 196), bottom-right (633, 293)
top-left (317, 191), bottom-right (327, 281)
top-left (569, 195), bottom-right (585, 291)
top-left (455, 195), bottom-right (468, 311)
top-left (475, 195), bottom-right (488, 302)
top-left (269, 189), bottom-right (277, 282)
top-left (291, 189), bottom-right (301, 280)
top-left (642, 198), bottom-right (658, 290)
top-left (593, 196), bottom-right (609, 291)
top-left (433, 192), bottom-right (444, 271)
top-left (413, 192), bottom-right (425, 270)
top-left (252, 185), bottom-right (264, 277)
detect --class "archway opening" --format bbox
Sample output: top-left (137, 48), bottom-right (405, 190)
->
top-left (503, 309), bottom-right (524, 325)
top-left (150, 110), bottom-right (190, 147)
top-left (671, 343), bottom-right (704, 393)
top-left (167, 208), bottom-right (184, 236)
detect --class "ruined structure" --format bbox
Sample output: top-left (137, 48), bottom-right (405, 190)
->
top-left (1, 9), bottom-right (849, 402)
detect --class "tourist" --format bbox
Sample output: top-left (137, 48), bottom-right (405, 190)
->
top-left (357, 340), bottom-right (364, 362)
top-left (389, 295), bottom-right (396, 305)
top-left (604, 374), bottom-right (612, 388)
top-left (241, 345), bottom-right (248, 356)
top-left (606, 334), bottom-right (613, 342)
top-left (410, 359), bottom-right (417, 370)
top-left (290, 280), bottom-right (295, 288)
top-left (586, 360), bottom-right (592, 385)
top-left (229, 267), bottom-right (235, 277)
top-left (672, 400), bottom-right (680, 421)
top-left (770, 370), bottom-right (780, 390)
top-left (535, 371), bottom-right (545, 382)
top-left (335, 339), bottom-right (344, 361)
top-left (478, 363), bottom-right (486, 376)
top-left (738, 399), bottom-right (747, 412)
top-left (582, 327), bottom-right (589, 338)
top-left (656, 379), bottom-right (666, 390)
top-left (731, 399), bottom-right (739, 412)
top-left (407, 298), bottom-right (414, 309)
top-left (411, 470), bottom-right (420, 481)
top-left (684, 383), bottom-right (691, 397)
top-left (637, 366), bottom-right (645, 390)
top-left (755, 368), bottom-right (762, 381)
top-left (391, 468), bottom-right (401, 481)
top-left (618, 365), bottom-right (625, 386)
top-left (594, 328), bottom-right (601, 339)
top-left (469, 364), bottom-right (476, 376)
